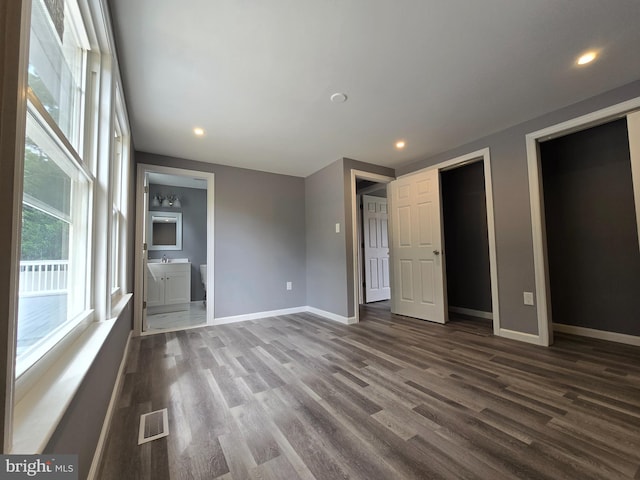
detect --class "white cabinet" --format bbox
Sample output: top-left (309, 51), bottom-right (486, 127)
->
top-left (147, 262), bottom-right (191, 312)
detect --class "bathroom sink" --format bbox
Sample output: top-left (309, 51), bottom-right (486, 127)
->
top-left (148, 258), bottom-right (190, 263)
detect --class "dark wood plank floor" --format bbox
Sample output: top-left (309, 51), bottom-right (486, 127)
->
top-left (98, 303), bottom-right (640, 479)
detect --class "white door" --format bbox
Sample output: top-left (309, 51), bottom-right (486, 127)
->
top-left (389, 168), bottom-right (447, 323)
top-left (363, 195), bottom-right (391, 302)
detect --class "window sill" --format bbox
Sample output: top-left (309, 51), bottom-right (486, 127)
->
top-left (11, 293), bottom-right (132, 454)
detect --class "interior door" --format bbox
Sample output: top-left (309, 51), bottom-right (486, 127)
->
top-left (389, 168), bottom-right (447, 323)
top-left (363, 195), bottom-right (391, 302)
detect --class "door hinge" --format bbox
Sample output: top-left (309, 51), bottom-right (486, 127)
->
top-left (361, 242), bottom-right (365, 248)
top-left (362, 282), bottom-right (366, 288)
top-left (359, 203), bottom-right (363, 210)
top-left (144, 185), bottom-right (149, 193)
top-left (143, 301), bottom-right (147, 309)
top-left (143, 242), bottom-right (148, 251)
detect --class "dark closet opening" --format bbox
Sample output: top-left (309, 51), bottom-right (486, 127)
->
top-left (540, 118), bottom-right (640, 336)
top-left (441, 161), bottom-right (492, 319)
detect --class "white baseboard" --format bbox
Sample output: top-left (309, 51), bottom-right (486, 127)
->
top-left (87, 331), bottom-right (132, 480)
top-left (305, 306), bottom-right (357, 325)
top-left (213, 307), bottom-right (308, 325)
top-left (498, 328), bottom-right (545, 346)
top-left (449, 306), bottom-right (493, 320)
top-left (554, 323), bottom-right (640, 346)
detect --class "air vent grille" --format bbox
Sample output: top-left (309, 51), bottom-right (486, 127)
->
top-left (138, 408), bottom-right (169, 445)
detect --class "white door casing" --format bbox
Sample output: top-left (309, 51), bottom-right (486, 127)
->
top-left (389, 168), bottom-right (447, 323)
top-left (363, 195), bottom-right (390, 302)
top-left (627, 110), bottom-right (640, 254)
top-left (142, 173), bottom-right (150, 332)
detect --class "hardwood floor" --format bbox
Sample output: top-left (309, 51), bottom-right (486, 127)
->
top-left (98, 303), bottom-right (640, 479)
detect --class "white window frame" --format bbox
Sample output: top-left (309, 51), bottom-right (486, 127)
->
top-left (16, 0), bottom-right (95, 385)
top-left (10, 0), bottom-right (134, 455)
top-left (110, 87), bottom-right (130, 307)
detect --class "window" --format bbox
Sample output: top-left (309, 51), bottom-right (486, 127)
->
top-left (28, 0), bottom-right (88, 149)
top-left (110, 107), bottom-right (129, 302)
top-left (10, 0), bottom-right (133, 454)
top-left (17, 0), bottom-right (92, 377)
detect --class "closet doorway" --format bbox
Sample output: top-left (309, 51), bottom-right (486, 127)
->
top-left (527, 103), bottom-right (640, 346)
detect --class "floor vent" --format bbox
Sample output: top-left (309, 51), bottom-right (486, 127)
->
top-left (138, 408), bottom-right (169, 445)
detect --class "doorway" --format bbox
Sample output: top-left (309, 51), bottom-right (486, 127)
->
top-left (441, 160), bottom-right (493, 327)
top-left (350, 170), bottom-right (395, 322)
top-left (357, 182), bottom-right (391, 305)
top-left (134, 164), bottom-right (215, 335)
top-left (386, 148), bottom-right (501, 334)
top-left (527, 103), bottom-right (640, 346)
top-left (532, 113), bottom-right (640, 345)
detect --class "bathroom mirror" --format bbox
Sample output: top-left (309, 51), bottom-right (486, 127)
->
top-left (148, 211), bottom-right (183, 250)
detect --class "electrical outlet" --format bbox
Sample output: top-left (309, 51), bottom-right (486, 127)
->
top-left (286, 281), bottom-right (292, 291)
top-left (523, 292), bottom-right (534, 306)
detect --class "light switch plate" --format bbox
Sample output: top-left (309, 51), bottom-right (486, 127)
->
top-left (523, 291), bottom-right (534, 306)
top-left (335, 223), bottom-right (340, 233)
top-left (286, 282), bottom-right (292, 290)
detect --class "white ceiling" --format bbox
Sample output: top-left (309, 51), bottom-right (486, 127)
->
top-left (109, 0), bottom-right (640, 178)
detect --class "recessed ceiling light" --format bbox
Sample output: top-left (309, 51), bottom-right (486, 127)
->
top-left (395, 140), bottom-right (406, 150)
top-left (193, 127), bottom-right (205, 136)
top-left (577, 51), bottom-right (597, 65)
top-left (330, 93), bottom-right (348, 103)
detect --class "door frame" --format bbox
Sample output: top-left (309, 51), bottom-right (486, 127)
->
top-left (526, 97), bottom-right (640, 346)
top-left (134, 163), bottom-right (215, 336)
top-left (350, 170), bottom-right (395, 323)
top-left (395, 148), bottom-right (501, 335)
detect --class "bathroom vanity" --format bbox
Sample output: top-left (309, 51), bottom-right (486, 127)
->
top-left (147, 259), bottom-right (191, 313)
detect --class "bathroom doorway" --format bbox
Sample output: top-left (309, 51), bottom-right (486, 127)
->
top-left (134, 164), bottom-right (214, 335)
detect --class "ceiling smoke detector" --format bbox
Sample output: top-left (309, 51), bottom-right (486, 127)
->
top-left (330, 93), bottom-right (348, 103)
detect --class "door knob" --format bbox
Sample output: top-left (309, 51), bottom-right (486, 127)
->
top-left (433, 250), bottom-right (440, 255)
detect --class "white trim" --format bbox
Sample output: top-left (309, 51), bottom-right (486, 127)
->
top-left (350, 170), bottom-right (395, 324)
top-left (87, 330), bottom-right (132, 480)
top-left (554, 324), bottom-right (640, 347)
top-left (526, 96), bottom-right (640, 347)
top-left (143, 306), bottom-right (358, 330)
top-left (213, 307), bottom-right (308, 325)
top-left (305, 307), bottom-right (357, 325)
top-left (449, 306), bottom-right (493, 320)
top-left (627, 111), bottom-right (640, 254)
top-left (134, 164), bottom-right (215, 336)
top-left (498, 328), bottom-right (546, 346)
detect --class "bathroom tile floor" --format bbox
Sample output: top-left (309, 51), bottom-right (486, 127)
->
top-left (146, 301), bottom-right (207, 331)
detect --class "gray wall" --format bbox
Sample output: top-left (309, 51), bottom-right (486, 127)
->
top-left (398, 79), bottom-right (640, 335)
top-left (137, 152), bottom-right (307, 318)
top-left (541, 119), bottom-right (640, 336)
top-left (441, 161), bottom-right (492, 314)
top-left (305, 158), bottom-right (395, 318)
top-left (306, 159), bottom-right (349, 315)
top-left (148, 184), bottom-right (207, 301)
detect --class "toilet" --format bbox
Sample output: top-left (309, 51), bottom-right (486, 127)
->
top-left (200, 264), bottom-right (207, 305)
